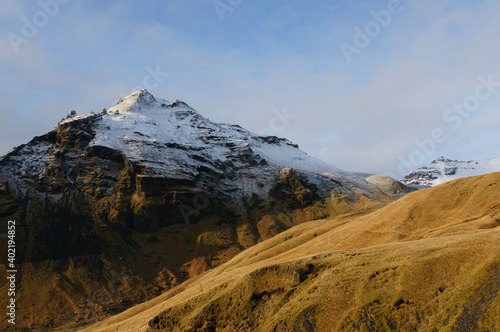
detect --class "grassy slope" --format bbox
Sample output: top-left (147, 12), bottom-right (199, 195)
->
top-left (80, 173), bottom-right (500, 331)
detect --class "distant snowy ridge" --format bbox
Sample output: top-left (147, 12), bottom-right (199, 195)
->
top-left (401, 156), bottom-right (500, 187)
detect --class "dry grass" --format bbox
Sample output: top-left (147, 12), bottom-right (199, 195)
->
top-left (78, 173), bottom-right (500, 331)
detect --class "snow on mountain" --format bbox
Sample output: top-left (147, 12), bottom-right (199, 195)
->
top-left (88, 89), bottom-right (344, 178)
top-left (401, 156), bottom-right (500, 187)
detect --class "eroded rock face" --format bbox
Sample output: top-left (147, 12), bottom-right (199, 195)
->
top-left (0, 90), bottom-right (414, 330)
top-left (270, 168), bottom-right (321, 209)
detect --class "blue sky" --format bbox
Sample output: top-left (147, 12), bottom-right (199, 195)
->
top-left (1, 0), bottom-right (500, 178)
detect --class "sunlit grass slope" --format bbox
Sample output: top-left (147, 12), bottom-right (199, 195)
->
top-left (80, 172), bottom-right (500, 332)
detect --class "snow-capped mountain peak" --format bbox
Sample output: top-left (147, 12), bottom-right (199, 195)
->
top-left (402, 156), bottom-right (500, 187)
top-left (119, 88), bottom-right (158, 105)
top-left (111, 89), bottom-right (173, 113)
top-left (86, 90), bottom-right (345, 178)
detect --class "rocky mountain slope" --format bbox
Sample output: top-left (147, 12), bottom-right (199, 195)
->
top-left (402, 156), bottom-right (500, 187)
top-left (0, 90), bottom-right (413, 330)
top-left (81, 172), bottom-right (500, 332)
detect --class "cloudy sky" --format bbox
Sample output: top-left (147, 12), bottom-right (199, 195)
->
top-left (1, 0), bottom-right (500, 178)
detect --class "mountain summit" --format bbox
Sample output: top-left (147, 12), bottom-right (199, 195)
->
top-left (84, 89), bottom-right (345, 180)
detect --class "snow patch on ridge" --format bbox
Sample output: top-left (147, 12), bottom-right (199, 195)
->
top-left (88, 89), bottom-right (344, 177)
top-left (402, 156), bottom-right (500, 187)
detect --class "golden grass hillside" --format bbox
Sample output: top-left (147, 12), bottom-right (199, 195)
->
top-left (80, 173), bottom-right (500, 332)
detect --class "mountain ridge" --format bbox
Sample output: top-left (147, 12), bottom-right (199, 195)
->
top-left (402, 156), bottom-right (500, 187)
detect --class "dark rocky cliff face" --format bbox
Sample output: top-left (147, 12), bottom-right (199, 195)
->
top-left (0, 91), bottom-right (414, 330)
